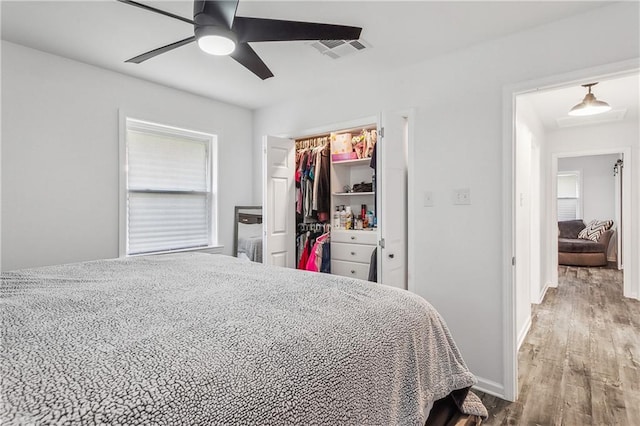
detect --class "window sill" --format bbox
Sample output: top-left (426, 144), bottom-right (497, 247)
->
top-left (127, 245), bottom-right (224, 257)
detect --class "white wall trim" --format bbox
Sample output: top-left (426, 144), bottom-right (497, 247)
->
top-left (501, 83), bottom-right (518, 402)
top-left (550, 156), bottom-right (559, 287)
top-left (473, 377), bottom-right (506, 399)
top-left (502, 57), bottom-right (640, 403)
top-left (406, 108), bottom-right (417, 295)
top-left (118, 109), bottom-right (127, 258)
top-left (536, 282), bottom-right (550, 305)
top-left (277, 114), bottom-right (379, 140)
top-left (517, 315), bottom-right (532, 351)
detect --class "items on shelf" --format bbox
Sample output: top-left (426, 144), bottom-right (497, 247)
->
top-left (330, 128), bottom-right (377, 162)
top-left (352, 182), bottom-right (373, 193)
top-left (332, 204), bottom-right (375, 230)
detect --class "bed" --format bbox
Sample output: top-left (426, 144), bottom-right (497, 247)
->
top-left (234, 209), bottom-right (263, 263)
top-left (236, 222), bottom-right (263, 263)
top-left (1, 253), bottom-right (486, 424)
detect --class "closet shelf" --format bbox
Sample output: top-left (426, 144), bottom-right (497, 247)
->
top-left (332, 158), bottom-right (372, 166)
top-left (332, 192), bottom-right (375, 196)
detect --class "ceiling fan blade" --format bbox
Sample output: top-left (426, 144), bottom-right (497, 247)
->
top-left (233, 17), bottom-right (362, 43)
top-left (230, 43), bottom-right (274, 80)
top-left (125, 37), bottom-right (196, 64)
top-left (194, 0), bottom-right (239, 28)
top-left (117, 0), bottom-right (194, 25)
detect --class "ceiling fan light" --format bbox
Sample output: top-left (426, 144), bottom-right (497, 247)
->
top-left (195, 26), bottom-right (237, 56)
top-left (198, 35), bottom-right (236, 55)
top-left (568, 83), bottom-right (612, 116)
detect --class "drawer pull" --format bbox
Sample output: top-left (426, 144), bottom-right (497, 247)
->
top-left (351, 270), bottom-right (356, 274)
top-left (350, 236), bottom-right (356, 240)
top-left (350, 252), bottom-right (356, 255)
top-left (389, 254), bottom-right (395, 259)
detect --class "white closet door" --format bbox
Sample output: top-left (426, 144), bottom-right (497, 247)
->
top-left (378, 111), bottom-right (408, 289)
top-left (263, 135), bottom-right (295, 268)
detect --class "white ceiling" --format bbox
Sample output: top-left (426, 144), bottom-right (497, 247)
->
top-left (523, 73), bottom-right (640, 131)
top-left (2, 1), bottom-right (611, 110)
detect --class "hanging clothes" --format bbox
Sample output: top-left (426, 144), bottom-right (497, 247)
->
top-left (320, 240), bottom-right (331, 273)
top-left (295, 142), bottom-right (331, 224)
top-left (295, 150), bottom-right (307, 215)
top-left (297, 235), bottom-right (311, 270)
top-left (305, 232), bottom-right (330, 272)
top-left (296, 232), bottom-right (308, 267)
top-left (316, 145), bottom-right (331, 222)
top-left (368, 247), bottom-right (377, 282)
top-left (303, 152), bottom-right (315, 219)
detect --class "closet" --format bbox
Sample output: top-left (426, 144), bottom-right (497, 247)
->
top-left (263, 112), bottom-right (408, 289)
top-left (294, 128), bottom-right (377, 279)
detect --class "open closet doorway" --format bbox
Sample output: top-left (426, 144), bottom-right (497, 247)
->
top-left (262, 111), bottom-right (411, 290)
top-left (508, 68), bottom-right (639, 406)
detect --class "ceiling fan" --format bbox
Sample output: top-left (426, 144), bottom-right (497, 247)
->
top-left (118, 0), bottom-right (363, 80)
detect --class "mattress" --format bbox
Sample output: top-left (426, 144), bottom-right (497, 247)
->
top-left (237, 222), bottom-right (263, 262)
top-left (237, 235), bottom-right (263, 262)
top-left (1, 253), bottom-right (480, 424)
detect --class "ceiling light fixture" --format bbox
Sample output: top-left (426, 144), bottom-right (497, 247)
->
top-left (195, 26), bottom-right (237, 56)
top-left (568, 82), bottom-right (611, 116)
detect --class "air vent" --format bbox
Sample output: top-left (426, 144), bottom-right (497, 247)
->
top-left (319, 40), bottom-right (346, 49)
top-left (310, 38), bottom-right (371, 59)
top-left (556, 109), bottom-right (627, 128)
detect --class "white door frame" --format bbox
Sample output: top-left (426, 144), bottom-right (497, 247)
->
top-left (501, 58), bottom-right (640, 401)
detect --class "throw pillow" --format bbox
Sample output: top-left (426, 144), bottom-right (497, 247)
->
top-left (578, 219), bottom-right (613, 242)
top-left (558, 219), bottom-right (586, 239)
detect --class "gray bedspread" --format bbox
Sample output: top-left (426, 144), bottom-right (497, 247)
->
top-left (1, 253), bottom-right (478, 425)
top-left (237, 236), bottom-right (263, 263)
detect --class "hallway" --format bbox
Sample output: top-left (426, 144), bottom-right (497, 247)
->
top-left (479, 266), bottom-right (640, 425)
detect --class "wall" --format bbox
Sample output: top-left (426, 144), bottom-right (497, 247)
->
top-left (1, 41), bottom-right (254, 271)
top-left (558, 154), bottom-right (619, 223)
top-left (252, 2), bottom-right (639, 396)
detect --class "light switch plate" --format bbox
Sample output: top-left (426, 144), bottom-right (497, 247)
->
top-left (453, 188), bottom-right (471, 205)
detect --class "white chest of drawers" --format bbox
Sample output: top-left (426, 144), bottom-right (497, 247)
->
top-left (331, 230), bottom-right (376, 281)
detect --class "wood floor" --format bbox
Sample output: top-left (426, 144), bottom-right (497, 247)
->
top-left (477, 266), bottom-right (640, 425)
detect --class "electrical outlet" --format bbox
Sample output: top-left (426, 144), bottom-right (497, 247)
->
top-left (453, 188), bottom-right (471, 205)
top-left (424, 191), bottom-right (435, 207)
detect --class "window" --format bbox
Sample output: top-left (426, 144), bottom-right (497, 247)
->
top-left (557, 171), bottom-right (581, 221)
top-left (122, 118), bottom-right (217, 255)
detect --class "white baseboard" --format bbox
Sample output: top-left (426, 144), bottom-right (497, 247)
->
top-left (517, 315), bottom-right (532, 351)
top-left (536, 282), bottom-right (550, 304)
top-left (473, 377), bottom-right (506, 400)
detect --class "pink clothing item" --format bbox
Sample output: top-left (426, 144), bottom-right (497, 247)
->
top-left (305, 233), bottom-right (329, 272)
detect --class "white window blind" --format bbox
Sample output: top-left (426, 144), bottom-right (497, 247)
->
top-left (125, 120), bottom-right (216, 255)
top-left (557, 172), bottom-right (580, 222)
top-left (557, 198), bottom-right (578, 222)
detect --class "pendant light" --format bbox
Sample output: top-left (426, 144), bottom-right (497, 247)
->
top-left (568, 82), bottom-right (611, 116)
